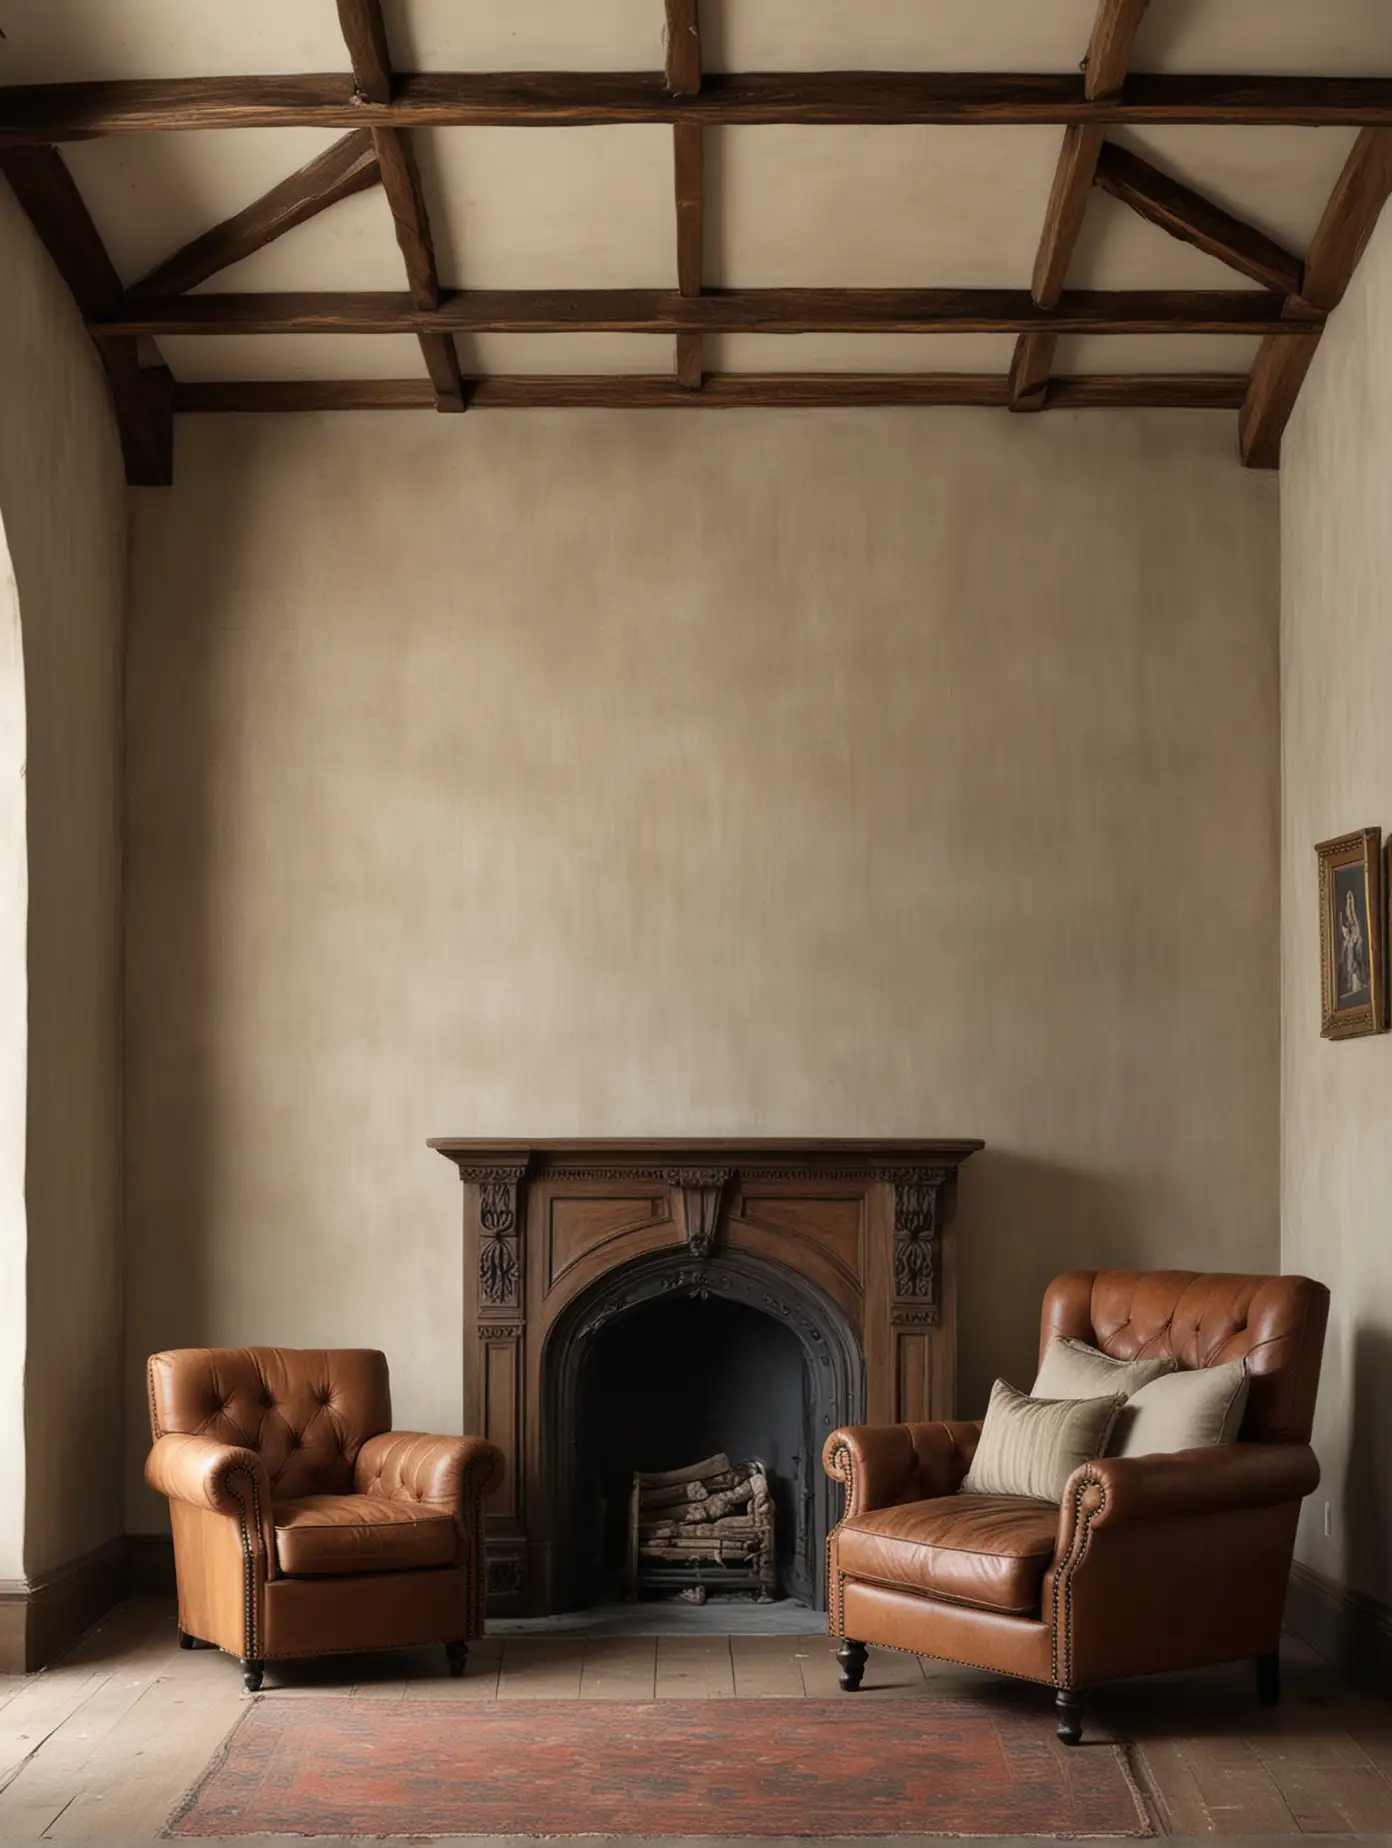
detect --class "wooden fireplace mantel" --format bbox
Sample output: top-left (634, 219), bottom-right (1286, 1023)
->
top-left (431, 1135), bottom-right (984, 1612)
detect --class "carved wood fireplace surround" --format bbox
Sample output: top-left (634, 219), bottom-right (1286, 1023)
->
top-left (431, 1137), bottom-right (983, 1614)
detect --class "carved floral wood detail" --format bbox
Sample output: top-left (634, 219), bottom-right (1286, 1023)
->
top-left (454, 1162), bottom-right (529, 1313)
top-left (882, 1166), bottom-right (949, 1325)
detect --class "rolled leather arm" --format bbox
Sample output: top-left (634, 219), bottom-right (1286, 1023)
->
top-left (356, 1431), bottom-right (505, 1517)
top-left (823, 1420), bottom-right (982, 1518)
top-left (146, 1432), bottom-right (271, 1516)
top-left (145, 1432), bottom-right (275, 1571)
top-left (1059, 1441), bottom-right (1320, 1540)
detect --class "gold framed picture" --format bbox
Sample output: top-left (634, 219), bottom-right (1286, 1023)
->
top-left (1316, 827), bottom-right (1386, 1040)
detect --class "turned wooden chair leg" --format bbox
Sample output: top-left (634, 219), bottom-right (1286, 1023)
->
top-left (241, 1658), bottom-right (264, 1693)
top-left (836, 1639), bottom-right (868, 1691)
top-left (1055, 1688), bottom-right (1083, 1745)
top-left (1255, 1651), bottom-right (1281, 1707)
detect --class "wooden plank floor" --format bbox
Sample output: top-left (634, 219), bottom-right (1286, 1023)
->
top-left (0, 1594), bottom-right (1387, 1838)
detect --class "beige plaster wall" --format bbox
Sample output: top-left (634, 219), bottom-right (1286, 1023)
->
top-left (1281, 205), bottom-right (1392, 1607)
top-left (0, 179), bottom-right (128, 1577)
top-left (124, 408), bottom-right (1279, 1530)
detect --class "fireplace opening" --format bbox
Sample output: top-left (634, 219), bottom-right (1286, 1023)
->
top-left (543, 1251), bottom-right (864, 1613)
top-left (583, 1296), bottom-right (804, 1601)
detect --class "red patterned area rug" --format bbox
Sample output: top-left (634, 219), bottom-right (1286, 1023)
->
top-left (167, 1697), bottom-right (1154, 1838)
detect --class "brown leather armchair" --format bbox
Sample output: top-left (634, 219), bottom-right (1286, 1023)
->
top-left (824, 1270), bottom-right (1328, 1743)
top-left (145, 1346), bottom-right (504, 1690)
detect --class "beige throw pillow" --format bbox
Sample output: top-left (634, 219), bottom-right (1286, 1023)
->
top-left (1110, 1358), bottom-right (1250, 1457)
top-left (961, 1380), bottom-right (1126, 1503)
top-left (1033, 1336), bottom-right (1178, 1401)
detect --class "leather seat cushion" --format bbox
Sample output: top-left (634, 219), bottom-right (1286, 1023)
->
top-left (835, 1494), bottom-right (1059, 1616)
top-left (274, 1494), bottom-right (457, 1576)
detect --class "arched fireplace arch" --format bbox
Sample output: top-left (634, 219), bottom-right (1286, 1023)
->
top-left (542, 1248), bottom-right (864, 1610)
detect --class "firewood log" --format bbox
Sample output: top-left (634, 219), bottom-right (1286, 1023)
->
top-left (641, 1480), bottom-right (709, 1509)
top-left (634, 1454), bottom-right (730, 1489)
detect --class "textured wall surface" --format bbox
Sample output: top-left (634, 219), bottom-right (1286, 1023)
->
top-left (0, 179), bottom-right (127, 1578)
top-left (124, 407), bottom-right (1280, 1530)
top-left (1281, 206), bottom-right (1392, 1606)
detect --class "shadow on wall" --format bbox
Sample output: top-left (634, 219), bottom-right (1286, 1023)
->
top-left (1343, 1324), bottom-right (1392, 1610)
top-left (954, 1148), bottom-right (1147, 1415)
top-left (122, 434), bottom-right (261, 1530)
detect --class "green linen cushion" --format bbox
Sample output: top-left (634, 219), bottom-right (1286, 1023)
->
top-left (960, 1379), bottom-right (1126, 1503)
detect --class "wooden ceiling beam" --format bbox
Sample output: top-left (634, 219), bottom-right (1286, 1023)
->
top-left (0, 144), bottom-right (171, 483)
top-left (129, 129), bottom-right (379, 298)
top-left (1241, 127), bottom-right (1392, 467)
top-left (173, 372), bottom-right (1247, 414)
top-left (665, 0), bottom-right (702, 99)
top-left (665, 0), bottom-right (704, 390)
top-left (335, 0), bottom-right (393, 104)
top-left (674, 123), bottom-right (703, 389)
top-left (1012, 0), bottom-right (1149, 409)
top-left (1032, 125), bottom-right (1104, 309)
top-left (6, 73), bottom-right (1392, 139)
top-left (1297, 125), bottom-right (1392, 312)
top-left (93, 287), bottom-right (1311, 338)
top-left (334, 0), bottom-right (464, 411)
top-left (375, 126), bottom-right (465, 404)
top-left (1094, 141), bottom-right (1304, 295)
top-left (1008, 333), bottom-right (1057, 412)
top-left (1083, 0), bottom-right (1150, 102)
top-left (375, 128), bottom-right (465, 406)
top-left (372, 126), bottom-right (440, 312)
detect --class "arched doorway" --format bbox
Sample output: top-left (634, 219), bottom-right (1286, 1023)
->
top-left (0, 503), bottom-right (29, 1582)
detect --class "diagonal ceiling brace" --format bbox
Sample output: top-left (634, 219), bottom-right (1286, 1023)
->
top-left (0, 144), bottom-right (172, 483)
top-left (337, 0), bottom-right (466, 411)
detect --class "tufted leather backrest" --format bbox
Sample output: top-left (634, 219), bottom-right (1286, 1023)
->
top-left (1039, 1271), bottom-right (1329, 1445)
top-left (148, 1347), bottom-right (391, 1501)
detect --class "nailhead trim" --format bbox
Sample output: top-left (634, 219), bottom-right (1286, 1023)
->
top-left (825, 1442), bottom-right (854, 1636)
top-left (1049, 1473), bottom-right (1106, 1689)
top-left (226, 1464), bottom-right (264, 1659)
top-left (827, 1433), bottom-right (1069, 1691)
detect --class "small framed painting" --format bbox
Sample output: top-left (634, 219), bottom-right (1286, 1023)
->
top-left (1316, 827), bottom-right (1386, 1039)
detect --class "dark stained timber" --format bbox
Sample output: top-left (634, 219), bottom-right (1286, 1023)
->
top-left (1025, 0), bottom-right (1147, 411)
top-left (674, 123), bottom-right (703, 298)
top-left (373, 127), bottom-right (440, 311)
top-left (1095, 141), bottom-right (1304, 295)
top-left (665, 0), bottom-right (701, 97)
top-left (6, 73), bottom-right (1392, 140)
top-left (94, 287), bottom-right (1311, 337)
top-left (130, 129), bottom-right (380, 298)
top-left (1240, 128), bottom-right (1392, 467)
top-left (0, 144), bottom-right (172, 483)
top-left (1033, 125), bottom-right (1103, 308)
top-left (1008, 333), bottom-right (1056, 411)
top-left (172, 372), bottom-right (1247, 413)
top-left (331, 0), bottom-right (463, 411)
top-left (1084, 0), bottom-right (1151, 102)
top-left (1238, 337), bottom-right (1323, 469)
top-left (420, 333), bottom-right (468, 410)
top-left (675, 334), bottom-right (704, 390)
top-left (335, 0), bottom-right (393, 104)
